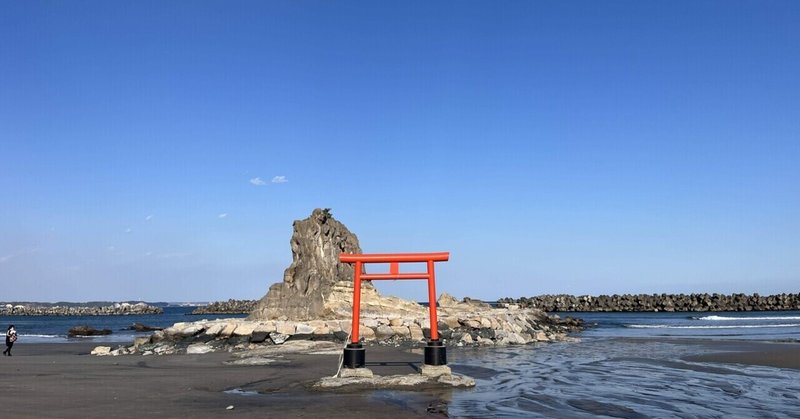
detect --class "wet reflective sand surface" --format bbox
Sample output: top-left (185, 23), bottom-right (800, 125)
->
top-left (448, 338), bottom-right (800, 418)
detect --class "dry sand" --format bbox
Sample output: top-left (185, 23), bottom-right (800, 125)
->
top-left (0, 342), bottom-right (451, 418)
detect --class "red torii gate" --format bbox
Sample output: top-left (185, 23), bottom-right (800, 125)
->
top-left (338, 252), bottom-right (450, 369)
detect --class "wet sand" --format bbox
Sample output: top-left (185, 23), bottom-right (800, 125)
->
top-left (0, 342), bottom-right (449, 418)
top-left (3, 338), bottom-right (797, 418)
top-left (682, 339), bottom-right (800, 369)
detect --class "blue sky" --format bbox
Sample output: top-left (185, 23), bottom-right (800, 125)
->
top-left (1, 1), bottom-right (798, 302)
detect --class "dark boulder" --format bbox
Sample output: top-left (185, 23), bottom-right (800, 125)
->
top-left (128, 323), bottom-right (163, 332)
top-left (68, 325), bottom-right (112, 337)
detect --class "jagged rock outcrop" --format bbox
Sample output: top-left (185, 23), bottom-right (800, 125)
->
top-left (248, 209), bottom-right (364, 320)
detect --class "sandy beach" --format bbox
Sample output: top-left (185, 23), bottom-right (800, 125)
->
top-left (2, 338), bottom-right (798, 418)
top-left (1, 342), bottom-right (448, 418)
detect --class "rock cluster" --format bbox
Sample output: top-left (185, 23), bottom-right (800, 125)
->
top-left (96, 294), bottom-right (581, 356)
top-left (191, 299), bottom-right (256, 315)
top-left (500, 293), bottom-right (800, 312)
top-left (0, 302), bottom-right (163, 316)
top-left (98, 209), bottom-right (582, 356)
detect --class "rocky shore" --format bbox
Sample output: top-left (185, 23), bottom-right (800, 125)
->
top-left (500, 293), bottom-right (800, 312)
top-left (0, 302), bottom-right (163, 316)
top-left (191, 299), bottom-right (256, 314)
top-left (95, 294), bottom-right (582, 356)
top-left (98, 210), bottom-right (580, 357)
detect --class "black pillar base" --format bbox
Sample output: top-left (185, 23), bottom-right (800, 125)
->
top-left (424, 339), bottom-right (447, 366)
top-left (342, 343), bottom-right (365, 368)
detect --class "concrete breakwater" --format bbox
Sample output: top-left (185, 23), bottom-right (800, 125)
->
top-left (499, 293), bottom-right (800, 312)
top-left (0, 302), bottom-right (163, 316)
top-left (191, 299), bottom-right (256, 314)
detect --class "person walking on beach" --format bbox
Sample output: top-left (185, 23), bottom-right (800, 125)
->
top-left (3, 325), bottom-right (17, 356)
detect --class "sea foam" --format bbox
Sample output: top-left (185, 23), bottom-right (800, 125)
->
top-left (627, 323), bottom-right (800, 329)
top-left (693, 315), bottom-right (800, 321)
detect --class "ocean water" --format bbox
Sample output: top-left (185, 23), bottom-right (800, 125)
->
top-left (2, 306), bottom-right (247, 343)
top-left (574, 310), bottom-right (800, 340)
top-left (447, 311), bottom-right (800, 418)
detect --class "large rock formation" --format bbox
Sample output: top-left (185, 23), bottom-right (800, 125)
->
top-left (107, 209), bottom-right (583, 357)
top-left (248, 208), bottom-right (364, 320)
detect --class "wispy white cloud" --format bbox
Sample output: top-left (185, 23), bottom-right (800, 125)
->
top-left (125, 227), bottom-right (132, 234)
top-left (0, 247), bottom-right (39, 264)
top-left (218, 213), bottom-right (228, 219)
top-left (145, 214), bottom-right (153, 221)
top-left (249, 177), bottom-right (266, 186)
top-left (156, 252), bottom-right (192, 259)
top-left (271, 175), bottom-right (288, 184)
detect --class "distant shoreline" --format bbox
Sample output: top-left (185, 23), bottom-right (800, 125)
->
top-left (1, 302), bottom-right (163, 316)
top-left (4, 292), bottom-right (800, 316)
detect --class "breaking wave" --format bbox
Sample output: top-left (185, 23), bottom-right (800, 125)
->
top-left (691, 315), bottom-right (800, 321)
top-left (627, 324), bottom-right (800, 329)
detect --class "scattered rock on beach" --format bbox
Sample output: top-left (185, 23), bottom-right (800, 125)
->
top-left (186, 343), bottom-right (215, 354)
top-left (69, 325), bottom-right (112, 337)
top-left (91, 346), bottom-right (112, 355)
top-left (128, 323), bottom-right (163, 332)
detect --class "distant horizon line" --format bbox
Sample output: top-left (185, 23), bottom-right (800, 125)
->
top-left (3, 290), bottom-right (799, 306)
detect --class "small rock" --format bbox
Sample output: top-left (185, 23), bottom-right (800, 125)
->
top-left (91, 346), bottom-right (112, 356)
top-left (438, 373), bottom-right (476, 387)
top-left (420, 364), bottom-right (452, 378)
top-left (204, 323), bottom-right (225, 336)
top-left (186, 343), bottom-right (215, 354)
top-left (339, 367), bottom-right (374, 378)
top-left (250, 331), bottom-right (269, 343)
top-left (437, 292), bottom-right (460, 307)
top-left (295, 323), bottom-right (315, 334)
top-left (269, 332), bottom-right (289, 345)
top-left (226, 405), bottom-right (234, 410)
top-left (220, 323), bottom-right (238, 337)
top-left (233, 322), bottom-right (257, 336)
top-left (110, 347), bottom-right (127, 356)
top-left (180, 324), bottom-right (205, 337)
